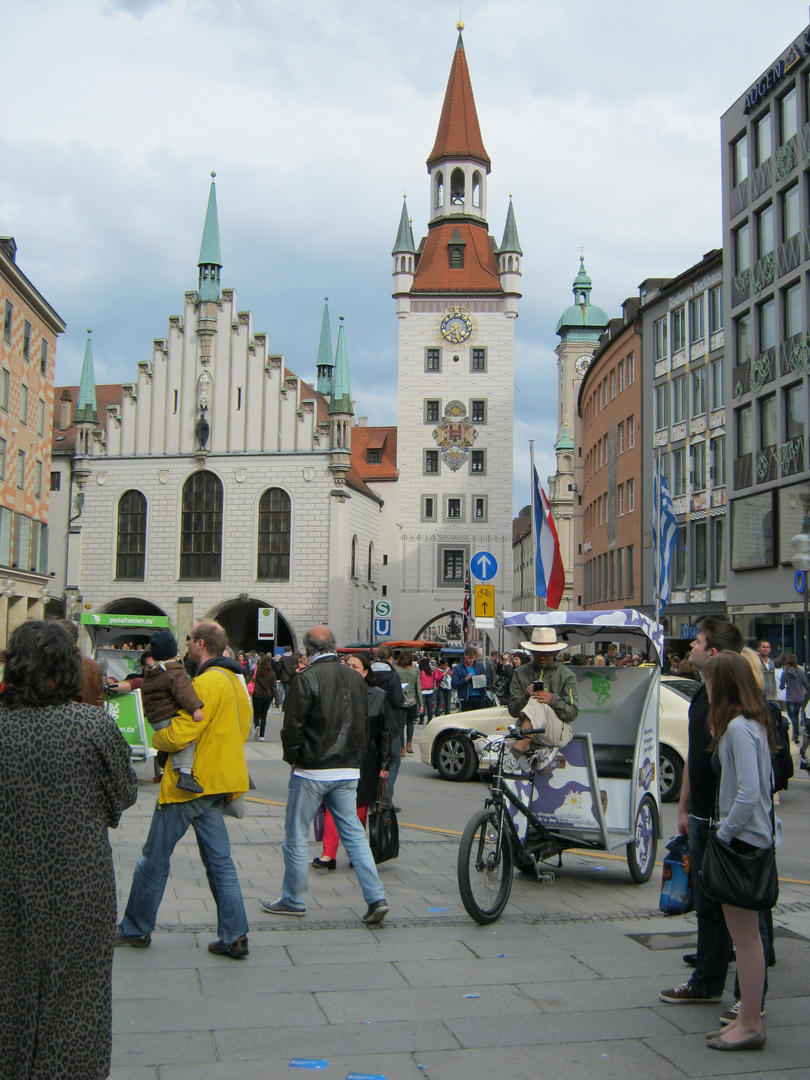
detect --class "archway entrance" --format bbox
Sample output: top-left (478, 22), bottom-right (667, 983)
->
top-left (207, 597), bottom-right (295, 655)
top-left (414, 611), bottom-right (464, 646)
top-left (87, 597), bottom-right (168, 650)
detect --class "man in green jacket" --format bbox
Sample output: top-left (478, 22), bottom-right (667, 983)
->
top-left (507, 628), bottom-right (578, 764)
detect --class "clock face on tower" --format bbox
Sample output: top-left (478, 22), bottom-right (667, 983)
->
top-left (436, 307), bottom-right (476, 346)
top-left (575, 354), bottom-right (591, 377)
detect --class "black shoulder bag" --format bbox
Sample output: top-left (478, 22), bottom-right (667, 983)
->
top-left (699, 764), bottom-right (779, 911)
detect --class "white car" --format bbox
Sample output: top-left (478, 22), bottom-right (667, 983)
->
top-left (416, 675), bottom-right (693, 802)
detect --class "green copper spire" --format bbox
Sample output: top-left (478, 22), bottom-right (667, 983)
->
top-left (556, 253), bottom-right (609, 341)
top-left (316, 297), bottom-right (334, 397)
top-left (198, 173), bottom-right (222, 302)
top-left (499, 198), bottom-right (522, 254)
top-left (392, 198), bottom-right (416, 255)
top-left (329, 317), bottom-right (353, 416)
top-left (74, 329), bottom-right (98, 425)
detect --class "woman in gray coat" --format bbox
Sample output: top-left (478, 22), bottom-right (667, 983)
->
top-left (0, 620), bottom-right (137, 1079)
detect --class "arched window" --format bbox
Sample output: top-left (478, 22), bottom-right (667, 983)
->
top-left (472, 171), bottom-right (482, 208)
top-left (180, 471), bottom-right (223, 580)
top-left (351, 535), bottom-right (357, 578)
top-left (116, 489), bottom-right (147, 580)
top-left (367, 542), bottom-right (373, 581)
top-left (257, 487), bottom-right (291, 580)
top-left (450, 168), bottom-right (465, 205)
top-left (435, 171), bottom-right (444, 208)
top-left (508, 256), bottom-right (513, 271)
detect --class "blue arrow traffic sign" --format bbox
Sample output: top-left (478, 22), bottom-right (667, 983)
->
top-left (470, 550), bottom-right (498, 582)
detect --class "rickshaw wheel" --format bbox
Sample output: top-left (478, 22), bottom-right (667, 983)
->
top-left (626, 795), bottom-right (659, 884)
top-left (458, 807), bottom-right (513, 923)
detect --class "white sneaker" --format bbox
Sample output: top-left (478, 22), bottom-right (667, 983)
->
top-left (259, 736), bottom-right (266, 742)
top-left (501, 750), bottom-right (524, 774)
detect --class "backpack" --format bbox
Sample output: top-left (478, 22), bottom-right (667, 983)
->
top-left (768, 701), bottom-right (794, 793)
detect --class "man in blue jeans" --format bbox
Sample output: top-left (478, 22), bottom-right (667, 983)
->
top-left (660, 616), bottom-right (769, 1019)
top-left (262, 626), bottom-right (389, 924)
top-left (116, 621), bottom-right (253, 958)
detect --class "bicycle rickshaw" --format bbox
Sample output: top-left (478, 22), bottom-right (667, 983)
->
top-left (457, 610), bottom-right (663, 923)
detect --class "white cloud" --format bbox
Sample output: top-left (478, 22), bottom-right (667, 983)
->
top-left (2, 0), bottom-right (806, 515)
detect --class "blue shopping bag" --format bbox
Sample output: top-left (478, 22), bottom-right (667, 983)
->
top-left (659, 833), bottom-right (693, 915)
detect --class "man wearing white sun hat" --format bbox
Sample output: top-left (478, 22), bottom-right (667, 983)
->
top-left (505, 628), bottom-right (579, 770)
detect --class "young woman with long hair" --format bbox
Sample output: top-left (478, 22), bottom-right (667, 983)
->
top-left (702, 650), bottom-right (778, 1052)
top-left (779, 654), bottom-right (808, 744)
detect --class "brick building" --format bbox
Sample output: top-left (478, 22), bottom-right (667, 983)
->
top-left (579, 303), bottom-right (642, 609)
top-left (0, 236), bottom-right (64, 643)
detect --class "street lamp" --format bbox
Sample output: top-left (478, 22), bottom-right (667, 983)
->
top-left (2, 578), bottom-right (15, 648)
top-left (790, 533), bottom-right (810, 674)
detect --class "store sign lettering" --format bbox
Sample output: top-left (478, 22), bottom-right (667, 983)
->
top-left (743, 34), bottom-right (807, 114)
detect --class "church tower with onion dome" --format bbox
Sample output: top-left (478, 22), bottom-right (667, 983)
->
top-left (387, 23), bottom-right (518, 645)
top-left (549, 254), bottom-right (610, 609)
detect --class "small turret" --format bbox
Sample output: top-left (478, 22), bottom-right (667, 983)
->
top-left (329, 317), bottom-right (353, 479)
top-left (74, 329), bottom-right (98, 474)
top-left (392, 198), bottom-right (416, 315)
top-left (197, 173), bottom-right (222, 303)
top-left (316, 298), bottom-right (334, 397)
top-left (498, 198), bottom-right (522, 316)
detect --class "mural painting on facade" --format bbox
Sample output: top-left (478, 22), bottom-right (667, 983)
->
top-left (433, 400), bottom-right (478, 472)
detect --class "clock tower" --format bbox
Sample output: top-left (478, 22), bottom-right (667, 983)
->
top-left (547, 256), bottom-right (609, 609)
top-left (390, 26), bottom-right (518, 643)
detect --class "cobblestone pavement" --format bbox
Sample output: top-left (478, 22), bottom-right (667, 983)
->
top-left (110, 766), bottom-right (810, 1080)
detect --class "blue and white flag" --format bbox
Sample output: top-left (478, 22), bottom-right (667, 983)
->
top-left (654, 469), bottom-right (680, 616)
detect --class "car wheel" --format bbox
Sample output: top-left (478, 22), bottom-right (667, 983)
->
top-left (659, 745), bottom-right (684, 804)
top-left (434, 731), bottom-right (478, 782)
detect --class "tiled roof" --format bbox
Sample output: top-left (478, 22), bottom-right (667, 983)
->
top-left (512, 512), bottom-right (531, 546)
top-left (427, 33), bottom-right (490, 171)
top-left (52, 384), bottom-right (123, 455)
top-left (351, 426), bottom-right (398, 482)
top-left (411, 221), bottom-right (502, 294)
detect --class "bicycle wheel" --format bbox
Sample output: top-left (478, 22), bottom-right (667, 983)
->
top-left (457, 807), bottom-right (513, 923)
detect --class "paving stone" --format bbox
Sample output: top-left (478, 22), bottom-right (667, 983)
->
top-left (285, 938), bottom-right (475, 965)
top-left (198, 959), bottom-right (409, 995)
top-left (445, 1005), bottom-right (677, 1049)
top-left (395, 953), bottom-right (592, 988)
top-left (315, 983), bottom-right (541, 1025)
top-left (414, 1041), bottom-right (686, 1079)
top-left (111, 1031), bottom-right (217, 1069)
top-left (643, 1022), bottom-right (805, 1077)
top-left (112, 991), bottom-right (325, 1034)
top-left (158, 1054), bottom-right (424, 1080)
top-left (214, 1019), bottom-right (460, 1061)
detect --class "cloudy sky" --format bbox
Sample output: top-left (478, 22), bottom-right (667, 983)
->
top-left (3, 0), bottom-right (806, 511)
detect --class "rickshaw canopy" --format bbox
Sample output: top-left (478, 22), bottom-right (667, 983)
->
top-left (502, 609), bottom-right (665, 665)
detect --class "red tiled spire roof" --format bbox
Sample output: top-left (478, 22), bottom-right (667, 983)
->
top-left (427, 33), bottom-right (490, 173)
top-left (411, 221), bottom-right (502, 294)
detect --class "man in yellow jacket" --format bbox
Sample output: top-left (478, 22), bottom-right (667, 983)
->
top-left (116, 621), bottom-right (252, 958)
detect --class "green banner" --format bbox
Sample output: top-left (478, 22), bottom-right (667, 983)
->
top-left (81, 613), bottom-right (173, 629)
top-left (105, 690), bottom-right (152, 756)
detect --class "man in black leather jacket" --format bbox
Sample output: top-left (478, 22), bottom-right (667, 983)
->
top-left (261, 626), bottom-right (389, 924)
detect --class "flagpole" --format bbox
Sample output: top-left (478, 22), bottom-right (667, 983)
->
top-left (530, 440), bottom-right (538, 612)
top-left (654, 447), bottom-right (661, 628)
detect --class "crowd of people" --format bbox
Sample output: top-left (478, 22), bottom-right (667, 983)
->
top-left (1, 610), bottom-right (803, 1074)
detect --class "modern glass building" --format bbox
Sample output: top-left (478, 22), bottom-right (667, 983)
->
top-left (723, 21), bottom-right (810, 656)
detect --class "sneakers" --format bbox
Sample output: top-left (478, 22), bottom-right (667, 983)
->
top-left (259, 736), bottom-right (266, 742)
top-left (719, 1000), bottom-right (765, 1026)
top-left (176, 772), bottom-right (204, 794)
top-left (260, 898), bottom-right (305, 916)
top-left (362, 899), bottom-right (389, 924)
top-left (115, 931), bottom-right (151, 949)
top-left (501, 749), bottom-right (524, 774)
top-left (311, 857), bottom-right (336, 871)
top-left (208, 935), bottom-right (249, 958)
top-left (682, 953), bottom-right (697, 967)
top-left (659, 982), bottom-right (722, 1004)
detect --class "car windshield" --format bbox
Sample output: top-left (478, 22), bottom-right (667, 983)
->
top-left (663, 677), bottom-right (701, 701)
